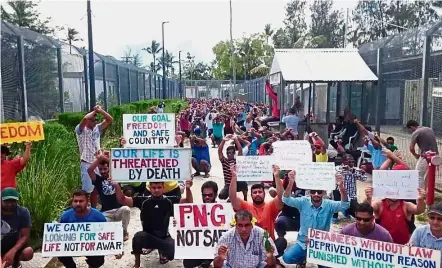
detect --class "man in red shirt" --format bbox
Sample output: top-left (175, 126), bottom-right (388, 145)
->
top-left (1, 143), bottom-right (31, 190)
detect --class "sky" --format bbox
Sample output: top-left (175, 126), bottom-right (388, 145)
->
top-left (27, 0), bottom-right (358, 66)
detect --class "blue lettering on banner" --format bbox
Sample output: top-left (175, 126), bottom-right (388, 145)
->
top-left (63, 223), bottom-right (91, 232)
top-left (397, 256), bottom-right (436, 268)
top-left (112, 149), bottom-right (138, 158)
top-left (353, 248), bottom-right (394, 262)
top-left (46, 223), bottom-right (61, 232)
top-left (311, 239), bottom-right (351, 255)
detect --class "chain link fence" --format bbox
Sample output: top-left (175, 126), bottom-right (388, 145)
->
top-left (1, 21), bottom-right (183, 122)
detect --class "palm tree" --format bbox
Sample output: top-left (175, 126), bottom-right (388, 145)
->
top-left (264, 24), bottom-right (274, 44)
top-left (64, 28), bottom-right (83, 54)
top-left (166, 52), bottom-right (179, 77)
top-left (142, 40), bottom-right (162, 74)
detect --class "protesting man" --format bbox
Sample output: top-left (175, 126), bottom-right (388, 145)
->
top-left (1, 142), bottom-right (31, 190)
top-left (58, 190), bottom-right (107, 268)
top-left (191, 128), bottom-right (211, 178)
top-left (76, 105), bottom-right (113, 208)
top-left (1, 188), bottom-right (34, 268)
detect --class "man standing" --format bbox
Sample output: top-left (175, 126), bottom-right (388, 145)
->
top-left (406, 119), bottom-right (439, 187)
top-left (76, 105), bottom-right (113, 208)
top-left (1, 142), bottom-right (31, 190)
top-left (58, 190), bottom-right (107, 268)
top-left (1, 188), bottom-right (34, 268)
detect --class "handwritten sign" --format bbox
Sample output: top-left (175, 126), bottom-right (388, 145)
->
top-left (307, 228), bottom-right (440, 268)
top-left (110, 148), bottom-right (191, 181)
top-left (0, 121), bottom-right (45, 144)
top-left (236, 156), bottom-right (273, 181)
top-left (172, 203), bottom-right (234, 259)
top-left (294, 162), bottom-right (336, 190)
top-left (372, 170), bottom-right (419, 199)
top-left (271, 140), bottom-right (312, 169)
top-left (42, 222), bottom-right (123, 257)
top-left (123, 114), bottom-right (175, 148)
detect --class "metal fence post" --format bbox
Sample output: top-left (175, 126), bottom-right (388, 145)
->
top-left (83, 55), bottom-right (89, 111)
top-left (420, 35), bottom-right (432, 127)
top-left (375, 47), bottom-right (383, 133)
top-left (116, 65), bottom-right (121, 105)
top-left (128, 69), bottom-right (131, 103)
top-left (148, 73), bottom-right (152, 99)
top-left (17, 36), bottom-right (28, 121)
top-left (326, 82), bottom-right (331, 123)
top-left (143, 73), bottom-right (146, 100)
top-left (56, 47), bottom-right (64, 113)
top-left (136, 71), bottom-right (140, 101)
top-left (102, 61), bottom-right (108, 110)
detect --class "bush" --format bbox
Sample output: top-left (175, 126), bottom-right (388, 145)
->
top-left (57, 112), bottom-right (86, 131)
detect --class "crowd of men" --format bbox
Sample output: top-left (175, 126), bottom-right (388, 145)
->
top-left (1, 90), bottom-right (442, 268)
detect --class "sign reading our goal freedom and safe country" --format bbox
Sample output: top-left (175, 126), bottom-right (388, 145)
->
top-left (307, 228), bottom-right (441, 268)
top-left (42, 222), bottom-right (123, 257)
top-left (123, 114), bottom-right (175, 148)
top-left (111, 148), bottom-right (191, 181)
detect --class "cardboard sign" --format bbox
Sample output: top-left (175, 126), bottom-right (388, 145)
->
top-left (110, 148), bottom-right (191, 182)
top-left (295, 162), bottom-right (336, 190)
top-left (373, 170), bottom-right (419, 200)
top-left (123, 114), bottom-right (175, 148)
top-left (236, 156), bottom-right (273, 181)
top-left (42, 222), bottom-right (123, 257)
top-left (271, 140), bottom-right (312, 169)
top-left (307, 228), bottom-right (440, 268)
top-left (0, 121), bottom-right (45, 144)
top-left (172, 203), bottom-right (234, 259)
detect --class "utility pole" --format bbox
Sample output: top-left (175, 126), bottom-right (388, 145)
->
top-left (229, 0), bottom-right (236, 99)
top-left (179, 51), bottom-right (182, 98)
top-left (87, 0), bottom-right (96, 109)
top-left (162, 21), bottom-right (169, 99)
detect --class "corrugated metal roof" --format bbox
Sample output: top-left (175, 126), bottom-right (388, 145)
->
top-left (270, 49), bottom-right (378, 82)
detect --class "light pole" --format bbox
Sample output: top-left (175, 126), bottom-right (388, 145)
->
top-left (162, 21), bottom-right (169, 99)
top-left (87, 0), bottom-right (96, 109)
top-left (179, 50), bottom-right (182, 98)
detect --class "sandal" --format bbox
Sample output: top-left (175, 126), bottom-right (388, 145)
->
top-left (141, 248), bottom-right (153, 255)
top-left (193, 172), bottom-right (201, 177)
top-left (159, 254), bottom-right (169, 265)
top-left (123, 231), bottom-right (129, 241)
top-left (203, 174), bottom-right (210, 178)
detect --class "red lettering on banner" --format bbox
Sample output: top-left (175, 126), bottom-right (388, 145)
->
top-left (409, 246), bottom-right (433, 259)
top-left (0, 124), bottom-right (42, 139)
top-left (179, 205), bottom-right (193, 228)
top-left (179, 204), bottom-right (226, 228)
top-left (44, 243), bottom-right (61, 252)
top-left (193, 205), bottom-right (208, 227)
top-left (210, 204), bottom-right (225, 227)
top-left (98, 232), bottom-right (114, 241)
top-left (113, 158), bottom-right (179, 169)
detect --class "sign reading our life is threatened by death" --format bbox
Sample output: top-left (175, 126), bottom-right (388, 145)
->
top-left (110, 148), bottom-right (191, 181)
top-left (271, 140), bottom-right (312, 170)
top-left (42, 222), bottom-right (123, 257)
top-left (372, 170), bottom-right (419, 200)
top-left (307, 228), bottom-right (441, 268)
top-left (172, 203), bottom-right (234, 259)
top-left (236, 156), bottom-right (273, 181)
top-left (123, 114), bottom-right (175, 148)
top-left (0, 121), bottom-right (45, 144)
top-left (294, 162), bottom-right (336, 190)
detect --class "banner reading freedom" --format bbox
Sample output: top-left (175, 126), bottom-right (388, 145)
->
top-left (111, 148), bottom-right (192, 181)
top-left (123, 114), bottom-right (175, 148)
top-left (0, 121), bottom-right (45, 144)
top-left (42, 222), bottom-right (123, 257)
top-left (307, 228), bottom-right (441, 268)
top-left (172, 203), bottom-right (234, 259)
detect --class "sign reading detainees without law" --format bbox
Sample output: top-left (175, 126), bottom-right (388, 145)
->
top-left (42, 222), bottom-right (123, 257)
top-left (172, 203), bottom-right (234, 259)
top-left (0, 121), bottom-right (45, 144)
top-left (307, 228), bottom-right (441, 268)
top-left (111, 148), bottom-right (192, 181)
top-left (123, 114), bottom-right (175, 148)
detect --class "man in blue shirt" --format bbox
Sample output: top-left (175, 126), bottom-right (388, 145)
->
top-left (282, 108), bottom-right (301, 137)
top-left (282, 170), bottom-right (350, 267)
top-left (191, 128), bottom-right (211, 178)
top-left (58, 190), bottom-right (107, 268)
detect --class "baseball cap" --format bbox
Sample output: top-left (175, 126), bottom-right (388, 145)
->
top-left (428, 203), bottom-right (442, 216)
top-left (1, 145), bottom-right (10, 156)
top-left (1, 188), bottom-right (19, 201)
top-left (314, 141), bottom-right (322, 148)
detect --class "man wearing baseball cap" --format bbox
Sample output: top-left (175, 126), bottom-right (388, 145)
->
top-left (1, 143), bottom-right (31, 190)
top-left (1, 188), bottom-right (34, 267)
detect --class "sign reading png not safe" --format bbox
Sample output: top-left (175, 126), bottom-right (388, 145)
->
top-left (111, 148), bottom-right (191, 182)
top-left (0, 121), bottom-right (45, 144)
top-left (123, 114), bottom-right (175, 148)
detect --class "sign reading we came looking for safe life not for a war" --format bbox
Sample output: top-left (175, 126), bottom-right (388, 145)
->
top-left (1, 121), bottom-right (45, 144)
top-left (172, 203), bottom-right (234, 259)
top-left (123, 114), bottom-right (175, 148)
top-left (42, 222), bottom-right (123, 257)
top-left (110, 148), bottom-right (192, 182)
top-left (307, 228), bottom-right (441, 268)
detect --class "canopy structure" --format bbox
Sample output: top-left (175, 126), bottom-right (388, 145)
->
top-left (270, 48), bottom-right (378, 83)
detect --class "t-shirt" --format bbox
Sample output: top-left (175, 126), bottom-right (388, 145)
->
top-left (315, 153), bottom-right (328, 162)
top-left (60, 208), bottom-right (106, 223)
top-left (192, 143), bottom-right (211, 165)
top-left (221, 156), bottom-right (236, 184)
top-left (1, 206), bottom-right (31, 240)
top-left (246, 139), bottom-right (259, 156)
top-left (411, 127), bottom-right (439, 154)
top-left (410, 224), bottom-right (442, 264)
top-left (388, 144), bottom-right (398, 152)
top-left (282, 115), bottom-right (300, 133)
top-left (133, 195), bottom-right (179, 238)
top-left (213, 123), bottom-right (224, 138)
top-left (1, 158), bottom-right (25, 190)
top-left (340, 223), bottom-right (393, 242)
top-left (93, 175), bottom-right (121, 212)
top-left (367, 143), bottom-right (386, 169)
top-left (240, 199), bottom-right (279, 240)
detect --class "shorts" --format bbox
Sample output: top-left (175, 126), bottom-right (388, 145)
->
top-left (1, 234), bottom-right (25, 263)
top-left (208, 129), bottom-right (213, 136)
top-left (80, 161), bottom-right (98, 193)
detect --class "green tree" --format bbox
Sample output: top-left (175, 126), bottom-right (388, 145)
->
top-left (63, 27), bottom-right (83, 54)
top-left (142, 40), bottom-right (162, 73)
top-left (272, 0), bottom-right (307, 48)
top-left (309, 0), bottom-right (344, 48)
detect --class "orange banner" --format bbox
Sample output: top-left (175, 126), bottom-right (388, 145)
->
top-left (0, 121), bottom-right (45, 144)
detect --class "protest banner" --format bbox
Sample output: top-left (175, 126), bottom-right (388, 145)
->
top-left (123, 114), bottom-right (175, 148)
top-left (271, 140), bottom-right (312, 170)
top-left (373, 170), bottom-right (419, 200)
top-left (110, 148), bottom-right (191, 181)
top-left (294, 162), bottom-right (336, 190)
top-left (307, 228), bottom-right (441, 268)
top-left (236, 156), bottom-right (273, 181)
top-left (172, 203), bottom-right (234, 259)
top-left (42, 222), bottom-right (123, 257)
top-left (0, 121), bottom-right (44, 144)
